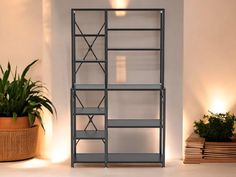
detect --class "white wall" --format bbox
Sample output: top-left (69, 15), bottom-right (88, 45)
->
top-left (0, 0), bottom-right (183, 162)
top-left (184, 0), bottom-right (236, 143)
top-left (0, 0), bottom-right (42, 79)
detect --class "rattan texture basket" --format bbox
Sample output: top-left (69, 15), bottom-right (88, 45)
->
top-left (0, 125), bottom-right (38, 161)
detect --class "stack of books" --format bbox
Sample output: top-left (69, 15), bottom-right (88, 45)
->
top-left (203, 136), bottom-right (236, 163)
top-left (184, 133), bottom-right (204, 164)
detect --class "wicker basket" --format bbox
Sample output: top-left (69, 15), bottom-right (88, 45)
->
top-left (0, 125), bottom-right (38, 161)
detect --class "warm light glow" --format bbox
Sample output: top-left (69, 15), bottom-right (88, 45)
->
top-left (116, 11), bottom-right (126, 17)
top-left (116, 56), bottom-right (127, 83)
top-left (182, 110), bottom-right (189, 159)
top-left (50, 147), bottom-right (69, 163)
top-left (42, 0), bottom-right (70, 163)
top-left (209, 98), bottom-right (226, 113)
top-left (208, 89), bottom-right (233, 113)
top-left (42, 111), bottom-right (53, 157)
top-left (10, 159), bottom-right (49, 169)
top-left (43, 0), bottom-right (51, 45)
top-left (165, 147), bottom-right (171, 161)
top-left (41, 0), bottom-right (55, 161)
top-left (48, 112), bottom-right (70, 163)
top-left (110, 0), bottom-right (129, 16)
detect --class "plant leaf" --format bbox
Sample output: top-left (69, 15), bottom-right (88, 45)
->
top-left (13, 112), bottom-right (17, 122)
top-left (21, 59), bottom-right (38, 79)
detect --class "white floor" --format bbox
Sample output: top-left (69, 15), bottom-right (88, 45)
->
top-left (1, 159), bottom-right (236, 177)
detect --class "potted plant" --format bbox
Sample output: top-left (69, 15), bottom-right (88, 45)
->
top-left (0, 60), bottom-right (56, 161)
top-left (194, 111), bottom-right (236, 142)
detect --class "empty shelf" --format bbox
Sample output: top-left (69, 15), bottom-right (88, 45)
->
top-left (75, 34), bottom-right (105, 37)
top-left (108, 28), bottom-right (161, 31)
top-left (76, 130), bottom-right (105, 139)
top-left (108, 153), bottom-right (161, 163)
top-left (108, 48), bottom-right (161, 51)
top-left (74, 84), bottom-right (105, 90)
top-left (74, 84), bottom-right (162, 91)
top-left (76, 60), bottom-right (105, 63)
top-left (76, 107), bottom-right (105, 115)
top-left (108, 119), bottom-right (161, 128)
top-left (108, 84), bottom-right (162, 91)
top-left (75, 153), bottom-right (161, 163)
top-left (75, 153), bottom-right (105, 163)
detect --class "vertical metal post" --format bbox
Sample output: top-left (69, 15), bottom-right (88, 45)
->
top-left (70, 88), bottom-right (74, 167)
top-left (162, 9), bottom-right (165, 167)
top-left (160, 10), bottom-right (165, 87)
top-left (159, 91), bottom-right (163, 164)
top-left (72, 10), bottom-right (76, 85)
top-left (159, 10), bottom-right (163, 166)
top-left (104, 10), bottom-right (108, 167)
top-left (159, 9), bottom-right (165, 167)
top-left (162, 88), bottom-right (166, 167)
top-left (161, 11), bottom-right (165, 165)
top-left (71, 9), bottom-right (76, 167)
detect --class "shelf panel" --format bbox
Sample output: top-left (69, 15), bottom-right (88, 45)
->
top-left (75, 153), bottom-right (161, 163)
top-left (108, 153), bottom-right (161, 163)
top-left (75, 153), bottom-right (105, 163)
top-left (76, 107), bottom-right (105, 115)
top-left (108, 48), bottom-right (161, 51)
top-left (76, 130), bottom-right (105, 139)
top-left (74, 84), bottom-right (105, 90)
top-left (75, 34), bottom-right (105, 37)
top-left (108, 119), bottom-right (160, 128)
top-left (108, 28), bottom-right (161, 31)
top-left (76, 60), bottom-right (105, 63)
top-left (74, 84), bottom-right (162, 91)
top-left (108, 84), bottom-right (162, 91)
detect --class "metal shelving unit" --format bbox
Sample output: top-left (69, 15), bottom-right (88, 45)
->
top-left (71, 8), bottom-right (166, 167)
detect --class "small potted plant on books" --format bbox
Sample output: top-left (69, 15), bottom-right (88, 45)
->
top-left (194, 111), bottom-right (236, 142)
top-left (192, 111), bottom-right (236, 163)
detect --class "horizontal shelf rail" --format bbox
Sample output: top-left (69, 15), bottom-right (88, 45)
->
top-left (108, 84), bottom-right (162, 91)
top-left (75, 153), bottom-right (105, 163)
top-left (75, 153), bottom-right (161, 163)
top-left (76, 60), bottom-right (105, 63)
top-left (108, 119), bottom-right (161, 128)
top-left (108, 48), bottom-right (161, 51)
top-left (107, 28), bottom-right (161, 31)
top-left (76, 130), bottom-right (105, 139)
top-left (72, 8), bottom-right (165, 12)
top-left (74, 84), bottom-right (163, 91)
top-left (75, 34), bottom-right (105, 37)
top-left (74, 84), bottom-right (105, 90)
top-left (108, 153), bottom-right (161, 163)
top-left (76, 107), bottom-right (105, 115)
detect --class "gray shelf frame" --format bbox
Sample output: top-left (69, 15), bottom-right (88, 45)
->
top-left (71, 8), bottom-right (166, 167)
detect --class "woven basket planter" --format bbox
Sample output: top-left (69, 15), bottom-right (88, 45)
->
top-left (0, 125), bottom-right (38, 161)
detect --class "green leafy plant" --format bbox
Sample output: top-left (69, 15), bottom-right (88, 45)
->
top-left (0, 60), bottom-right (56, 130)
top-left (194, 111), bottom-right (236, 141)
